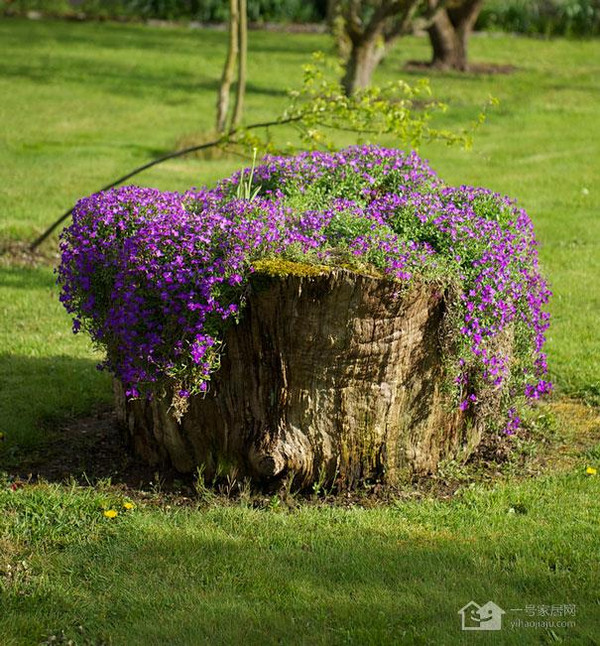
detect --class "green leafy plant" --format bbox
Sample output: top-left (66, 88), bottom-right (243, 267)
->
top-left (33, 52), bottom-right (496, 249)
top-left (235, 148), bottom-right (262, 200)
top-left (477, 0), bottom-right (600, 37)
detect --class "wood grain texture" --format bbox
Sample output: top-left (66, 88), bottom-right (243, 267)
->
top-left (115, 267), bottom-right (484, 488)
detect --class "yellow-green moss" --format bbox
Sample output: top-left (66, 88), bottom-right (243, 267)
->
top-left (252, 258), bottom-right (331, 277)
top-left (252, 257), bottom-right (384, 279)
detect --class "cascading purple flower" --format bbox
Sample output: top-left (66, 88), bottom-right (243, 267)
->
top-left (57, 145), bottom-right (551, 433)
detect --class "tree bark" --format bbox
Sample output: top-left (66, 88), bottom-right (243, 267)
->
top-left (230, 0), bottom-right (247, 130)
top-left (427, 0), bottom-right (483, 70)
top-left (337, 0), bottom-right (424, 95)
top-left (215, 0), bottom-right (239, 133)
top-left (342, 36), bottom-right (386, 96)
top-left (115, 266), bottom-right (492, 490)
top-left (328, 0), bottom-right (352, 60)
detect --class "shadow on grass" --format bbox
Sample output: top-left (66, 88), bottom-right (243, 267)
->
top-left (0, 58), bottom-right (287, 99)
top-left (43, 533), bottom-right (473, 643)
top-left (5, 512), bottom-right (598, 645)
top-left (0, 353), bottom-right (112, 451)
top-left (0, 264), bottom-right (60, 290)
top-left (0, 58), bottom-right (213, 94)
top-left (0, 353), bottom-right (179, 489)
top-left (0, 20), bottom-right (300, 101)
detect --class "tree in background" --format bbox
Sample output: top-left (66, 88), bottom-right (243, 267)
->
top-left (332, 0), bottom-right (421, 95)
top-left (216, 0), bottom-right (248, 133)
top-left (426, 0), bottom-right (484, 70)
top-left (329, 1), bottom-right (451, 95)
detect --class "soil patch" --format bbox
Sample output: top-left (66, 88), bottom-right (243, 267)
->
top-left (0, 240), bottom-right (59, 268)
top-left (3, 398), bottom-right (599, 507)
top-left (8, 408), bottom-right (189, 493)
top-left (405, 60), bottom-right (518, 75)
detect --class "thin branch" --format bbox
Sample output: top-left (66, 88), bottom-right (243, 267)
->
top-left (230, 0), bottom-right (247, 130)
top-left (29, 115), bottom-right (303, 251)
top-left (216, 0), bottom-right (239, 132)
top-left (412, 0), bottom-right (449, 32)
top-left (383, 3), bottom-right (419, 42)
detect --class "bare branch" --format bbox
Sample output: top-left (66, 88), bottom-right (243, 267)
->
top-left (230, 0), bottom-right (247, 130)
top-left (216, 0), bottom-right (239, 133)
top-left (29, 115), bottom-right (303, 251)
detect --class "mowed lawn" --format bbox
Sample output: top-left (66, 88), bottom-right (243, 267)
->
top-left (0, 17), bottom-right (599, 646)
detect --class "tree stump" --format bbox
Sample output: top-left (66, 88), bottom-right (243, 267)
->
top-left (115, 264), bottom-right (483, 489)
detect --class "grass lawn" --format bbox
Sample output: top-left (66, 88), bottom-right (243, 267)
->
top-left (1, 467), bottom-right (600, 645)
top-left (1, 16), bottom-right (599, 645)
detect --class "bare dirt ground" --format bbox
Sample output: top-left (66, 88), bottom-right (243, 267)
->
top-left (3, 398), bottom-right (598, 509)
top-left (405, 61), bottom-right (518, 75)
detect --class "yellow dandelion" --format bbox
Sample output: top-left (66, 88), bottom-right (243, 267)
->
top-left (585, 466), bottom-right (597, 476)
top-left (103, 509), bottom-right (118, 518)
top-left (123, 502), bottom-right (135, 510)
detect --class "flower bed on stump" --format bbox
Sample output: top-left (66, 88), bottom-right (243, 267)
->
top-left (57, 146), bottom-right (551, 487)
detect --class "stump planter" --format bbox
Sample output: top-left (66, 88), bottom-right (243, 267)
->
top-left (115, 264), bottom-right (487, 488)
top-left (59, 147), bottom-right (550, 490)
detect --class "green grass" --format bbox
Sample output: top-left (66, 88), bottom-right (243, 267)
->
top-left (0, 18), bottom-right (324, 239)
top-left (1, 17), bottom-right (600, 645)
top-left (0, 20), bottom-right (598, 452)
top-left (1, 471), bottom-right (599, 645)
top-left (0, 264), bottom-right (113, 449)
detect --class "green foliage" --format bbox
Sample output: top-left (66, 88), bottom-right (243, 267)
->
top-left (234, 148), bottom-right (261, 199)
top-left (1, 470), bottom-right (600, 643)
top-left (235, 53), bottom-right (492, 156)
top-left (477, 0), bottom-right (600, 37)
top-left (2, 0), bottom-right (327, 22)
top-left (288, 54), bottom-right (472, 150)
top-left (245, 0), bottom-right (324, 22)
top-left (6, 0), bottom-right (600, 36)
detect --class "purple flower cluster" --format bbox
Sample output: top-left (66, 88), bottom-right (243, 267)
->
top-left (58, 146), bottom-right (551, 432)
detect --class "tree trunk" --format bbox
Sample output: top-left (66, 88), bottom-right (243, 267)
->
top-left (230, 0), bottom-right (247, 130)
top-left (427, 8), bottom-right (459, 69)
top-left (327, 0), bottom-right (351, 60)
top-left (115, 266), bottom-right (491, 490)
top-left (342, 37), bottom-right (385, 96)
top-left (427, 0), bottom-right (483, 70)
top-left (215, 0), bottom-right (239, 133)
top-left (336, 0), bottom-right (424, 95)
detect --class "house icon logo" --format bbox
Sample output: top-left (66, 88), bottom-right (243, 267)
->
top-left (458, 600), bottom-right (505, 631)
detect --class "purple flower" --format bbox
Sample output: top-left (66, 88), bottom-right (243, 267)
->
top-left (57, 146), bottom-right (552, 432)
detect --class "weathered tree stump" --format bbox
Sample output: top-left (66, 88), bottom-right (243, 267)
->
top-left (115, 264), bottom-right (484, 488)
